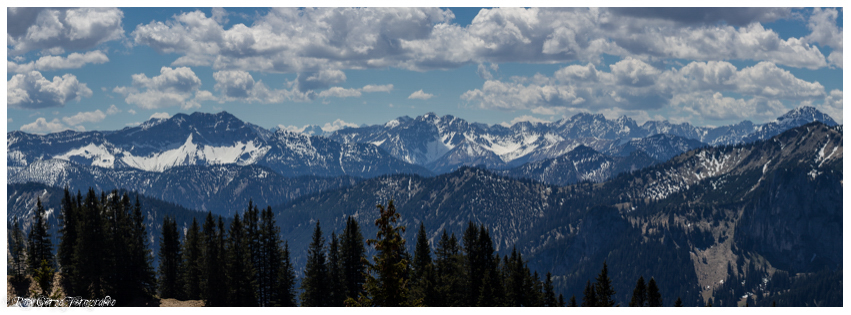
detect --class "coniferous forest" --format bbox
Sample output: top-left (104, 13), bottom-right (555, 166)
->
top-left (8, 187), bottom-right (692, 307)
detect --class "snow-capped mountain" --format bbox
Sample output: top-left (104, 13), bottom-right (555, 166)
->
top-left (8, 112), bottom-right (432, 179)
top-left (328, 106), bottom-right (837, 173)
top-left (498, 145), bottom-right (658, 186)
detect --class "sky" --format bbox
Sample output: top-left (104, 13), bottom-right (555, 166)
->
top-left (5, 6), bottom-right (845, 134)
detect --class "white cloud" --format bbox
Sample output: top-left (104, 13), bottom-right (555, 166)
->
top-left (20, 117), bottom-right (70, 134)
top-left (500, 115), bottom-right (552, 127)
top-left (804, 8), bottom-right (842, 69)
top-left (7, 8), bottom-right (125, 55)
top-left (321, 119), bottom-right (359, 133)
top-left (116, 67), bottom-right (211, 110)
top-left (362, 84), bottom-right (394, 93)
top-left (8, 50), bottom-right (109, 73)
top-left (129, 8), bottom-right (836, 73)
top-left (62, 109), bottom-right (106, 126)
top-left (318, 87), bottom-right (362, 99)
top-left (213, 70), bottom-right (256, 99)
top-left (408, 89), bottom-right (434, 100)
top-left (8, 71), bottom-right (93, 109)
top-left (106, 104), bottom-right (121, 115)
top-left (149, 112), bottom-right (171, 120)
top-left (128, 109), bottom-right (137, 115)
top-left (821, 89), bottom-right (843, 124)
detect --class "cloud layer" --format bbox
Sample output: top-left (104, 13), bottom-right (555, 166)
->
top-left (114, 67), bottom-right (212, 110)
top-left (8, 71), bottom-right (93, 109)
top-left (7, 7), bottom-right (124, 55)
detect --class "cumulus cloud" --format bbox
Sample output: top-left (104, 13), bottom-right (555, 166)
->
top-left (115, 67), bottom-right (212, 110)
top-left (8, 50), bottom-right (109, 73)
top-left (320, 119), bottom-right (359, 133)
top-left (8, 71), bottom-right (93, 109)
top-left (106, 104), bottom-right (121, 115)
top-left (408, 89), bottom-right (434, 100)
top-left (804, 8), bottom-right (842, 68)
top-left (463, 59), bottom-right (828, 124)
top-left (7, 7), bottom-right (125, 55)
top-left (500, 115), bottom-right (552, 127)
top-left (318, 87), bottom-right (362, 99)
top-left (21, 117), bottom-right (70, 134)
top-left (821, 89), bottom-right (843, 123)
top-left (362, 84), bottom-right (394, 93)
top-left (62, 109), bottom-right (106, 126)
top-left (129, 8), bottom-right (833, 72)
top-left (149, 112), bottom-right (171, 119)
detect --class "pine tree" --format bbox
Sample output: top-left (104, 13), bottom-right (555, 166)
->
top-left (411, 222), bottom-right (437, 306)
top-left (225, 213), bottom-right (257, 306)
top-left (277, 241), bottom-right (298, 307)
top-left (461, 222), bottom-right (480, 305)
top-left (260, 206), bottom-right (285, 307)
top-left (675, 297), bottom-right (683, 307)
top-left (570, 295), bottom-right (578, 307)
top-left (202, 212), bottom-right (227, 306)
top-left (352, 200), bottom-right (411, 307)
top-left (327, 232), bottom-right (345, 306)
top-left (74, 189), bottom-right (106, 298)
top-left (243, 201), bottom-right (262, 304)
top-left (27, 197), bottom-right (54, 273)
top-left (181, 218), bottom-right (203, 300)
top-left (8, 218), bottom-right (27, 282)
top-left (301, 221), bottom-right (328, 306)
top-left (544, 272), bottom-right (557, 306)
top-left (595, 262), bottom-right (616, 306)
top-left (340, 216), bottom-right (366, 301)
top-left (647, 277), bottom-right (662, 307)
top-left (412, 222), bottom-right (432, 281)
top-left (629, 276), bottom-right (647, 307)
top-left (582, 280), bottom-right (598, 307)
top-left (558, 294), bottom-right (566, 307)
top-left (57, 188), bottom-right (78, 294)
top-left (158, 216), bottom-right (183, 299)
top-left (129, 195), bottom-right (156, 299)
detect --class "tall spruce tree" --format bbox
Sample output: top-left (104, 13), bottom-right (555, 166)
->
top-left (570, 295), bottom-right (578, 307)
top-left (340, 216), bottom-right (366, 300)
top-left (675, 297), bottom-right (683, 307)
top-left (201, 212), bottom-right (227, 306)
top-left (327, 232), bottom-right (345, 306)
top-left (353, 200), bottom-right (411, 307)
top-left (260, 206), bottom-right (285, 306)
top-left (243, 201), bottom-right (262, 304)
top-left (129, 195), bottom-right (156, 299)
top-left (226, 213), bottom-right (257, 306)
top-left (582, 280), bottom-right (598, 307)
top-left (9, 218), bottom-right (27, 281)
top-left (629, 276), bottom-right (647, 307)
top-left (595, 262), bottom-right (616, 306)
top-left (158, 216), bottom-right (183, 299)
top-left (277, 241), bottom-right (298, 307)
top-left (411, 222), bottom-right (439, 306)
top-left (544, 272), bottom-right (557, 307)
top-left (27, 197), bottom-right (54, 273)
top-left (57, 188), bottom-right (78, 294)
top-left (558, 294), bottom-right (566, 307)
top-left (181, 218), bottom-right (203, 300)
top-left (461, 222), bottom-right (480, 305)
top-left (74, 189), bottom-right (106, 298)
top-left (647, 277), bottom-right (662, 307)
top-left (301, 221), bottom-right (329, 306)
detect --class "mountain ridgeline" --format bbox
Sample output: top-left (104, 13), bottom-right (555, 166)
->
top-left (6, 106), bottom-right (842, 306)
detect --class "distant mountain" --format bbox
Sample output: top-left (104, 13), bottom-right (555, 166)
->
top-left (274, 122), bottom-right (842, 306)
top-left (328, 106), bottom-right (837, 173)
top-left (8, 111), bottom-right (432, 178)
top-left (498, 145), bottom-right (658, 186)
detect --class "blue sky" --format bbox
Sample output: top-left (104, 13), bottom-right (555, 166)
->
top-left (6, 7), bottom-right (844, 134)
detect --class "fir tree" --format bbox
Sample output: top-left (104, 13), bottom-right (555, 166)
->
top-left (352, 200), bottom-right (411, 307)
top-left (57, 188), bottom-right (78, 294)
top-left (570, 295), bottom-right (578, 307)
top-left (582, 280), bottom-right (598, 307)
top-left (340, 216), bottom-right (366, 301)
top-left (595, 262), bottom-right (616, 306)
top-left (27, 197), bottom-right (54, 273)
top-left (202, 212), bottom-right (227, 306)
top-left (629, 276), bottom-right (647, 307)
top-left (181, 218), bottom-right (203, 300)
top-left (558, 294), bottom-right (566, 307)
top-left (411, 222), bottom-right (437, 306)
top-left (260, 206), bottom-right (286, 307)
top-left (8, 218), bottom-right (27, 282)
top-left (544, 272), bottom-right (557, 306)
top-left (277, 241), bottom-right (298, 307)
top-left (158, 216), bottom-right (183, 299)
top-left (129, 195), bottom-right (156, 299)
top-left (647, 277), bottom-right (662, 307)
top-left (74, 189), bottom-right (106, 298)
top-left (301, 221), bottom-right (328, 306)
top-left (225, 213), bottom-right (257, 306)
top-left (327, 232), bottom-right (345, 306)
top-left (675, 297), bottom-right (683, 307)
top-left (461, 222), bottom-right (480, 305)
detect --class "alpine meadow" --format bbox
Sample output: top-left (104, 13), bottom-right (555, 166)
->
top-left (6, 6), bottom-right (844, 308)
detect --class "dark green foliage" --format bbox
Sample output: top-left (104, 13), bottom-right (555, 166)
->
top-left (226, 213), bottom-right (257, 306)
top-left (340, 216), bottom-right (366, 301)
top-left (353, 200), bottom-right (411, 307)
top-left (128, 195), bottom-right (157, 300)
top-left (544, 272), bottom-right (557, 306)
top-left (327, 232), bottom-right (345, 306)
top-left (202, 213), bottom-right (227, 306)
top-left (8, 218), bottom-right (27, 281)
top-left (595, 262), bottom-right (616, 306)
top-left (33, 259), bottom-right (54, 295)
top-left (570, 295), bottom-right (577, 307)
top-left (558, 294), bottom-right (566, 307)
top-left (675, 297), bottom-right (683, 307)
top-left (647, 277), bottom-right (662, 307)
top-left (260, 206), bottom-right (290, 307)
top-left (57, 188), bottom-right (77, 292)
top-left (277, 241), bottom-right (298, 306)
top-left (158, 216), bottom-right (183, 299)
top-left (582, 280), bottom-right (597, 307)
top-left (181, 218), bottom-right (203, 300)
top-left (629, 276), bottom-right (647, 307)
top-left (27, 198), bottom-right (54, 273)
top-left (434, 230), bottom-right (464, 306)
top-left (73, 189), bottom-right (106, 298)
top-left (301, 221), bottom-right (329, 306)
top-left (410, 222), bottom-right (436, 306)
